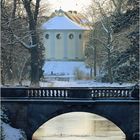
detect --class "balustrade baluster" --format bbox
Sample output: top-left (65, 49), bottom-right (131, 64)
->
top-left (121, 90), bottom-right (124, 97)
top-left (65, 90), bottom-right (68, 97)
top-left (125, 90), bottom-right (128, 97)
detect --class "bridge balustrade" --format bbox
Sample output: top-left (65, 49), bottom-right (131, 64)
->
top-left (90, 89), bottom-right (131, 98)
top-left (27, 89), bottom-right (68, 98)
top-left (1, 86), bottom-right (139, 101)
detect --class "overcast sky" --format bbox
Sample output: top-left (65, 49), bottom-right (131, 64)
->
top-left (42, 0), bottom-right (91, 13)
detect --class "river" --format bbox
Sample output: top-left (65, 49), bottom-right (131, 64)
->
top-left (34, 136), bottom-right (125, 140)
top-left (33, 112), bottom-right (125, 140)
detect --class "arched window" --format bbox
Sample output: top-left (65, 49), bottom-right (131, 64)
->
top-left (79, 34), bottom-right (82, 39)
top-left (69, 34), bottom-right (74, 39)
top-left (56, 34), bottom-right (61, 39)
top-left (45, 34), bottom-right (49, 39)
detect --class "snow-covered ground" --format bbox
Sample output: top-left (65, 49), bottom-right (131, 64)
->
top-left (1, 121), bottom-right (26, 140)
top-left (2, 79), bottom-right (135, 88)
top-left (6, 80), bottom-right (134, 87)
top-left (5, 61), bottom-right (135, 88)
top-left (40, 80), bottom-right (134, 87)
top-left (43, 61), bottom-right (91, 76)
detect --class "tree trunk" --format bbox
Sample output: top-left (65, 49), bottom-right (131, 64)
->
top-left (23, 0), bottom-right (41, 87)
top-left (93, 46), bottom-right (97, 79)
top-left (90, 67), bottom-right (93, 79)
top-left (107, 49), bottom-right (113, 83)
top-left (30, 46), bottom-right (39, 87)
top-left (107, 31), bottom-right (113, 84)
top-left (8, 30), bottom-right (14, 83)
top-left (1, 61), bottom-right (5, 85)
top-left (29, 28), bottom-right (39, 87)
top-left (7, 0), bottom-right (17, 83)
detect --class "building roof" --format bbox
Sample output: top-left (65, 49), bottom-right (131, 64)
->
top-left (41, 10), bottom-right (87, 30)
top-left (65, 11), bottom-right (90, 26)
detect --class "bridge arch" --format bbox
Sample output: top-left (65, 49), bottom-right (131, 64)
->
top-left (32, 111), bottom-right (125, 140)
top-left (31, 105), bottom-right (127, 140)
top-left (1, 87), bottom-right (139, 140)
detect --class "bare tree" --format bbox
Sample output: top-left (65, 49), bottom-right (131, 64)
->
top-left (16, 0), bottom-right (51, 86)
top-left (84, 0), bottom-right (130, 83)
top-left (1, 0), bottom-right (50, 86)
top-left (1, 0), bottom-right (17, 84)
top-left (85, 44), bottom-right (94, 79)
top-left (1, 0), bottom-right (32, 85)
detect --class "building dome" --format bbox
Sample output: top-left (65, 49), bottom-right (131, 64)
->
top-left (41, 15), bottom-right (86, 30)
top-left (41, 10), bottom-right (88, 61)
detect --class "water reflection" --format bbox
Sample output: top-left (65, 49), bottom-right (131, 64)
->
top-left (33, 112), bottom-right (125, 140)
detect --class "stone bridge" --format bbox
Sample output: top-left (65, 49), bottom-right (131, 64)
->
top-left (1, 86), bottom-right (139, 140)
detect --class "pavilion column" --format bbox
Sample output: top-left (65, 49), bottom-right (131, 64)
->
top-left (75, 32), bottom-right (78, 59)
top-left (51, 31), bottom-right (55, 59)
top-left (63, 31), bottom-right (67, 59)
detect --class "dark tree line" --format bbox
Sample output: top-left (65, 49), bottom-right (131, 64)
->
top-left (1, 0), bottom-right (30, 85)
top-left (111, 0), bottom-right (139, 82)
top-left (1, 0), bottom-right (45, 86)
top-left (85, 0), bottom-right (139, 83)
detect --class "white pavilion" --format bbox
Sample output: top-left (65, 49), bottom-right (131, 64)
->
top-left (41, 9), bottom-right (88, 60)
top-left (41, 9), bottom-right (91, 80)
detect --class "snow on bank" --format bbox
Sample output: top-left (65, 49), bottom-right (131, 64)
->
top-left (42, 61), bottom-right (90, 75)
top-left (40, 80), bottom-right (134, 87)
top-left (2, 80), bottom-right (135, 87)
top-left (2, 121), bottom-right (26, 140)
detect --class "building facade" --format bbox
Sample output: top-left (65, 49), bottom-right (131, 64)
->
top-left (41, 10), bottom-right (88, 61)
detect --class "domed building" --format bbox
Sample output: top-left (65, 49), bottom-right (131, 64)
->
top-left (41, 9), bottom-right (91, 80)
top-left (41, 9), bottom-right (88, 60)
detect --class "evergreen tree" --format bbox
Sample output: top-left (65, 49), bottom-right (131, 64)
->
top-left (111, 0), bottom-right (139, 82)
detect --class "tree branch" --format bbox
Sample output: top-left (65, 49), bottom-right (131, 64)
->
top-left (22, 0), bottom-right (35, 26)
top-left (34, 0), bottom-right (40, 25)
top-left (92, 37), bottom-right (106, 46)
top-left (101, 20), bottom-right (109, 33)
top-left (8, 0), bottom-right (17, 27)
top-left (112, 0), bottom-right (117, 8)
top-left (13, 34), bottom-right (36, 49)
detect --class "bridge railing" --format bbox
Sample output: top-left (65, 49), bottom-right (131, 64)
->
top-left (90, 89), bottom-right (131, 98)
top-left (1, 85), bottom-right (139, 101)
